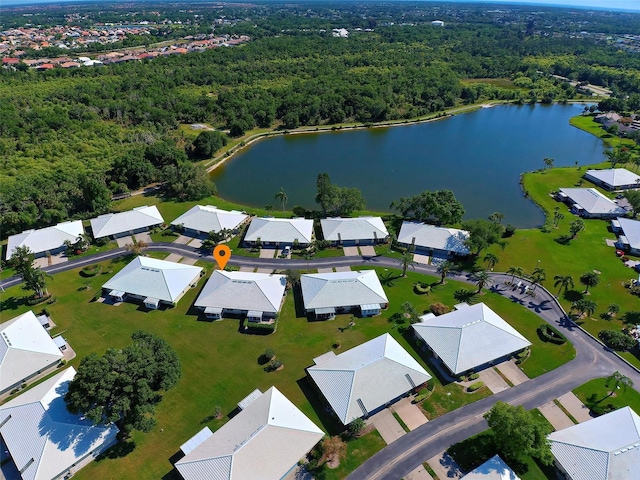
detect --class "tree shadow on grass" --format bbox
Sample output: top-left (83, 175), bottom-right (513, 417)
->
top-left (96, 440), bottom-right (136, 461)
top-left (554, 235), bottom-right (572, 245)
top-left (562, 290), bottom-right (583, 302)
top-left (0, 295), bottom-right (27, 311)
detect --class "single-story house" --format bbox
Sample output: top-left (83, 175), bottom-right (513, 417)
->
top-left (584, 168), bottom-right (640, 191)
top-left (320, 217), bottom-right (389, 245)
top-left (175, 386), bottom-right (323, 480)
top-left (413, 302), bottom-right (531, 376)
top-left (300, 270), bottom-right (389, 319)
top-left (193, 270), bottom-right (287, 322)
top-left (170, 205), bottom-right (249, 238)
top-left (5, 220), bottom-right (84, 260)
top-left (461, 455), bottom-right (520, 480)
top-left (307, 333), bottom-right (431, 424)
top-left (548, 406), bottom-right (640, 480)
top-left (90, 205), bottom-right (164, 240)
top-left (102, 256), bottom-right (203, 309)
top-left (612, 217), bottom-right (640, 255)
top-left (243, 217), bottom-right (313, 247)
top-left (397, 222), bottom-right (470, 256)
top-left (0, 367), bottom-right (119, 480)
top-left (0, 310), bottom-right (64, 395)
top-left (557, 188), bottom-right (627, 219)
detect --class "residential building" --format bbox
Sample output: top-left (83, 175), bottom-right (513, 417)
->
top-left (0, 310), bottom-right (64, 395)
top-left (102, 256), bottom-right (202, 309)
top-left (90, 205), bottom-right (164, 239)
top-left (194, 270), bottom-right (287, 322)
top-left (307, 333), bottom-right (431, 424)
top-left (548, 406), bottom-right (640, 480)
top-left (5, 220), bottom-right (84, 260)
top-left (244, 217), bottom-right (313, 247)
top-left (584, 168), bottom-right (640, 191)
top-left (0, 368), bottom-right (119, 480)
top-left (300, 270), bottom-right (389, 319)
top-left (175, 386), bottom-right (323, 480)
top-left (556, 188), bottom-right (627, 219)
top-left (612, 217), bottom-right (640, 255)
top-left (170, 205), bottom-right (249, 238)
top-left (413, 303), bottom-right (531, 376)
top-left (461, 455), bottom-right (520, 480)
top-left (320, 217), bottom-right (389, 245)
top-left (397, 222), bottom-right (470, 256)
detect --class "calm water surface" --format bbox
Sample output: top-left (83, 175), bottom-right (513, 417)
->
top-left (211, 104), bottom-right (606, 228)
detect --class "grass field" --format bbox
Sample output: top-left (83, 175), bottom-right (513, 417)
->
top-left (573, 377), bottom-right (640, 415)
top-left (0, 255), bottom-right (576, 479)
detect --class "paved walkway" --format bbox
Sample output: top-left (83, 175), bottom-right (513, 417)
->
top-left (367, 409), bottom-right (406, 444)
top-left (343, 246), bottom-right (359, 256)
top-left (116, 236), bottom-right (133, 247)
top-left (359, 245), bottom-right (376, 256)
top-left (392, 397), bottom-right (428, 431)
top-left (426, 451), bottom-right (463, 480)
top-left (557, 392), bottom-right (593, 422)
top-left (538, 401), bottom-right (575, 430)
top-left (495, 360), bottom-right (529, 386)
top-left (478, 368), bottom-right (510, 394)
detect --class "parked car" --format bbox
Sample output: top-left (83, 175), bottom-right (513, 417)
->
top-left (282, 246), bottom-right (291, 257)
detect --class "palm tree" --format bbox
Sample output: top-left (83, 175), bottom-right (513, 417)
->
top-left (275, 187), bottom-right (288, 211)
top-left (506, 265), bottom-right (524, 284)
top-left (569, 219), bottom-right (585, 239)
top-left (530, 267), bottom-right (546, 291)
top-left (284, 269), bottom-right (300, 289)
top-left (543, 157), bottom-right (554, 170)
top-left (399, 250), bottom-right (416, 277)
top-left (473, 270), bottom-right (493, 293)
top-left (579, 271), bottom-right (600, 294)
top-left (605, 371), bottom-right (633, 398)
top-left (552, 207), bottom-right (564, 228)
top-left (607, 303), bottom-right (621, 317)
top-left (572, 299), bottom-right (597, 318)
top-left (483, 253), bottom-right (498, 271)
top-left (553, 274), bottom-right (574, 297)
top-left (264, 204), bottom-right (273, 213)
top-left (437, 260), bottom-right (455, 284)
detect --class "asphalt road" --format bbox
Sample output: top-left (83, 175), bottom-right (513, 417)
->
top-left (3, 243), bottom-right (639, 480)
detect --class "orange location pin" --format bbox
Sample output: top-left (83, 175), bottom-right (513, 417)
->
top-left (213, 245), bottom-right (231, 270)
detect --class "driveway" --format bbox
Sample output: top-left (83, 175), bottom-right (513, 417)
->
top-left (174, 235), bottom-right (192, 245)
top-left (134, 232), bottom-right (152, 245)
top-left (538, 401), bottom-right (575, 430)
top-left (427, 451), bottom-right (463, 480)
top-left (165, 253), bottom-right (183, 263)
top-left (392, 397), bottom-right (428, 431)
top-left (359, 245), bottom-right (376, 257)
top-left (343, 246), bottom-right (359, 256)
top-left (116, 236), bottom-right (133, 248)
top-left (557, 392), bottom-right (593, 422)
top-left (478, 368), bottom-right (510, 394)
top-left (495, 360), bottom-right (529, 386)
top-left (316, 267), bottom-right (333, 273)
top-left (335, 266), bottom-right (351, 272)
top-left (259, 248), bottom-right (276, 259)
top-left (367, 409), bottom-right (406, 444)
top-left (413, 253), bottom-right (430, 265)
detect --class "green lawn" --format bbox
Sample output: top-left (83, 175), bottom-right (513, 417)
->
top-left (569, 115), bottom-right (637, 150)
top-left (0, 258), bottom-right (576, 479)
top-left (317, 430), bottom-right (387, 480)
top-left (573, 377), bottom-right (640, 415)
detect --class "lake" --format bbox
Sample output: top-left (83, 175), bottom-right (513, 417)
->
top-left (211, 103), bottom-right (606, 228)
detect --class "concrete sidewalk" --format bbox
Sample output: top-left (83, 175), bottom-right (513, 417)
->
top-left (557, 392), bottom-right (593, 422)
top-left (367, 409), bottom-right (406, 444)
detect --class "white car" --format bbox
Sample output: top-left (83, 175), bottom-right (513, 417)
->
top-left (282, 246), bottom-right (291, 257)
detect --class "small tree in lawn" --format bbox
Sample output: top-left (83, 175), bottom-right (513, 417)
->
top-left (530, 267), bottom-right (546, 292)
top-left (580, 271), bottom-right (600, 294)
top-left (606, 371), bottom-right (633, 397)
top-left (348, 417), bottom-right (366, 437)
top-left (399, 250), bottom-right (416, 277)
top-left (437, 260), bottom-right (455, 284)
top-left (607, 303), bottom-right (620, 318)
top-left (483, 253), bottom-right (498, 271)
top-left (543, 157), bottom-right (554, 170)
top-left (554, 274), bottom-right (574, 297)
top-left (473, 270), bottom-right (493, 293)
top-left (275, 187), bottom-right (288, 212)
top-left (572, 299), bottom-right (597, 318)
top-left (319, 435), bottom-right (347, 467)
top-left (507, 265), bottom-right (524, 284)
top-left (569, 219), bottom-right (585, 239)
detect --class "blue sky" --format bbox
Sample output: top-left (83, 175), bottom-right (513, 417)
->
top-left (2, 0), bottom-right (639, 11)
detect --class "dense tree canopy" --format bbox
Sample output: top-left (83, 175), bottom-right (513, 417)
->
top-left (64, 331), bottom-right (181, 434)
top-left (462, 219), bottom-right (504, 254)
top-left (315, 173), bottom-right (366, 216)
top-left (391, 190), bottom-right (464, 225)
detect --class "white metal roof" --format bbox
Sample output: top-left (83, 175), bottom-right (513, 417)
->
top-left (0, 367), bottom-right (119, 480)
top-left (548, 406), bottom-right (640, 480)
top-left (320, 217), bottom-right (388, 242)
top-left (194, 271), bottom-right (286, 315)
top-left (300, 270), bottom-right (388, 311)
top-left (559, 188), bottom-right (627, 216)
top-left (5, 220), bottom-right (84, 260)
top-left (175, 386), bottom-right (324, 480)
top-left (170, 205), bottom-right (248, 234)
top-left (413, 303), bottom-right (531, 375)
top-left (585, 168), bottom-right (640, 188)
top-left (461, 455), bottom-right (520, 480)
top-left (617, 217), bottom-right (640, 252)
top-left (397, 222), bottom-right (470, 254)
top-left (102, 256), bottom-right (202, 303)
top-left (244, 217), bottom-right (313, 244)
top-left (0, 311), bottom-right (63, 392)
top-left (90, 205), bottom-right (164, 239)
top-left (307, 333), bottom-right (431, 424)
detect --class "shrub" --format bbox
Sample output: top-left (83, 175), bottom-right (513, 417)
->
top-left (247, 322), bottom-right (276, 334)
top-left (26, 294), bottom-right (52, 306)
top-left (430, 302), bottom-right (450, 316)
top-left (467, 382), bottom-right (485, 392)
top-left (503, 224), bottom-right (516, 238)
top-left (599, 329), bottom-right (636, 351)
top-left (266, 359), bottom-right (283, 372)
top-left (80, 265), bottom-right (102, 277)
top-left (468, 373), bottom-right (480, 381)
top-left (538, 324), bottom-right (567, 345)
top-left (414, 283), bottom-right (431, 295)
top-left (348, 418), bottom-right (366, 437)
top-left (264, 348), bottom-right (276, 361)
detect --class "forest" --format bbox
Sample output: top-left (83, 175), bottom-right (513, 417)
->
top-left (1, 1), bottom-right (640, 238)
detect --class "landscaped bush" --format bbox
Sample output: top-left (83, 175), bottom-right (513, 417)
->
top-left (467, 382), bottom-right (485, 392)
top-left (537, 324), bottom-right (567, 345)
top-left (599, 329), bottom-right (636, 351)
top-left (414, 283), bottom-right (431, 295)
top-left (80, 265), bottom-right (102, 277)
top-left (26, 294), bottom-right (52, 306)
top-left (503, 224), bottom-right (516, 238)
top-left (468, 373), bottom-right (480, 381)
top-left (246, 321), bottom-right (276, 335)
top-left (429, 302), bottom-right (450, 316)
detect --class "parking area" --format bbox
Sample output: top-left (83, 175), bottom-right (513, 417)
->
top-left (391, 397), bottom-right (428, 430)
top-left (477, 368), bottom-right (510, 394)
top-left (33, 253), bottom-right (68, 268)
top-left (413, 253), bottom-right (430, 265)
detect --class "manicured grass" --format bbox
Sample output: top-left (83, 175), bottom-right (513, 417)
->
top-left (570, 115), bottom-right (636, 149)
top-left (573, 377), bottom-right (640, 415)
top-left (421, 382), bottom-right (492, 419)
top-left (292, 247), bottom-right (344, 259)
top-left (318, 430), bottom-right (387, 480)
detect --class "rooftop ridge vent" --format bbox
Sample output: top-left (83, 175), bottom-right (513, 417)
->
top-left (2, 332), bottom-right (11, 346)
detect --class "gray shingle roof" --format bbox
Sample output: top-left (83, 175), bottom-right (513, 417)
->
top-left (549, 406), bottom-right (640, 480)
top-left (413, 303), bottom-right (530, 375)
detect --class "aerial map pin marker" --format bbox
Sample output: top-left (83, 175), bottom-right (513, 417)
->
top-left (213, 245), bottom-right (231, 270)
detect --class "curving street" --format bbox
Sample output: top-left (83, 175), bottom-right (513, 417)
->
top-left (2, 243), bottom-right (639, 479)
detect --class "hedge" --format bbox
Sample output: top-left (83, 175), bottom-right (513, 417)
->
top-left (414, 283), bottom-right (431, 295)
top-left (538, 324), bottom-right (567, 345)
top-left (246, 321), bottom-right (277, 334)
top-left (26, 294), bottom-right (52, 306)
top-left (467, 382), bottom-right (485, 392)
